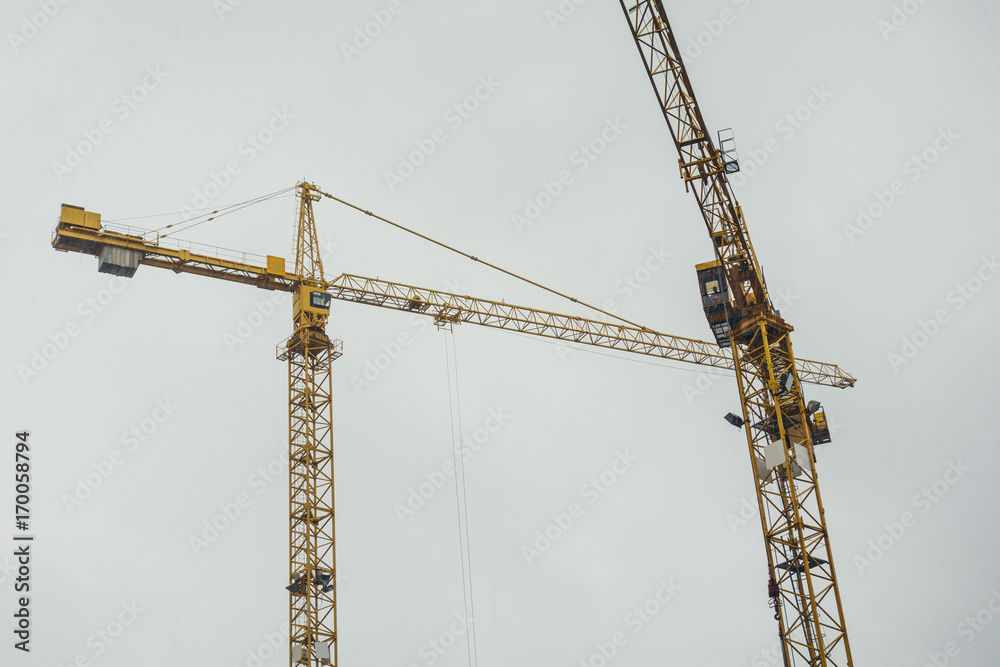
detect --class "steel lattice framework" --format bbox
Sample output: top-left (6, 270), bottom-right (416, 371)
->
top-left (49, 216), bottom-right (855, 390)
top-left (325, 273), bottom-right (855, 389)
top-left (278, 185), bottom-right (341, 666)
top-left (281, 329), bottom-right (339, 667)
top-left (619, 1), bottom-right (855, 664)
top-left (53, 173), bottom-right (857, 666)
top-left (50, 3), bottom-right (862, 663)
top-left (621, 0), bottom-right (768, 312)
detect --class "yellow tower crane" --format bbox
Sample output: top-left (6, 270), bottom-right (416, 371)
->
top-left (620, 1), bottom-right (855, 664)
top-left (52, 179), bottom-right (854, 664)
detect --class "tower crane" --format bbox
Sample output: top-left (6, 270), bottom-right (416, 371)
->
top-left (52, 177), bottom-right (853, 664)
top-left (619, 1), bottom-right (855, 664)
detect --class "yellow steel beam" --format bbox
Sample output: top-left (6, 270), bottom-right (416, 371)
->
top-left (619, 2), bottom-right (856, 664)
top-left (619, 0), bottom-right (768, 314)
top-left (49, 206), bottom-right (855, 389)
top-left (324, 273), bottom-right (856, 389)
top-left (51, 213), bottom-right (299, 292)
top-left (285, 183), bottom-right (338, 667)
top-left (52, 183), bottom-right (858, 667)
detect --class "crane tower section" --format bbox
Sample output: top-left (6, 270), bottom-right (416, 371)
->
top-left (619, 2), bottom-right (855, 665)
top-left (279, 183), bottom-right (339, 667)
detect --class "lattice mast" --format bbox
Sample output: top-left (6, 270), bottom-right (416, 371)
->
top-left (618, 2), bottom-right (854, 664)
top-left (52, 178), bottom-right (857, 665)
top-left (280, 182), bottom-right (340, 666)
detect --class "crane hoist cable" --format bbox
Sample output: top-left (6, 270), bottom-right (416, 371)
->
top-left (104, 186), bottom-right (297, 239)
top-left (315, 188), bottom-right (652, 333)
top-left (156, 186), bottom-right (297, 239)
top-left (444, 333), bottom-right (480, 667)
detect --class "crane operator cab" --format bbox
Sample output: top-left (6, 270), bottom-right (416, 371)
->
top-left (696, 260), bottom-right (738, 347)
top-left (293, 284), bottom-right (333, 330)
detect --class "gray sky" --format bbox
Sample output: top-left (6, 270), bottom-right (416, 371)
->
top-left (2, 0), bottom-right (1000, 665)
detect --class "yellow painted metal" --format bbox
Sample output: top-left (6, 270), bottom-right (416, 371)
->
top-left (51, 181), bottom-right (857, 665)
top-left (49, 205), bottom-right (854, 389)
top-left (60, 204), bottom-right (101, 229)
top-left (284, 183), bottom-right (338, 667)
top-left (619, 1), bottom-right (855, 664)
top-left (51, 212), bottom-right (298, 291)
top-left (268, 255), bottom-right (288, 276)
top-left (620, 0), bottom-right (769, 316)
top-left (731, 315), bottom-right (854, 665)
top-left (281, 330), bottom-right (339, 666)
top-left (324, 273), bottom-right (855, 389)
top-left (293, 285), bottom-right (333, 328)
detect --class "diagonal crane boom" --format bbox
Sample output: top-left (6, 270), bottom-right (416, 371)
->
top-left (52, 173), bottom-right (857, 664)
top-left (619, 1), bottom-right (855, 664)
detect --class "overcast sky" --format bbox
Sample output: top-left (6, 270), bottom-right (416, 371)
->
top-left (2, 1), bottom-right (1000, 665)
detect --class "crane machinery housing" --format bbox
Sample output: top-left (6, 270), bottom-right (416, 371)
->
top-left (50, 2), bottom-right (857, 665)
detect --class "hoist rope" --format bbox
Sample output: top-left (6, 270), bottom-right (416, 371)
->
top-left (444, 333), bottom-right (480, 667)
top-left (105, 186), bottom-right (297, 239)
top-left (315, 188), bottom-right (651, 332)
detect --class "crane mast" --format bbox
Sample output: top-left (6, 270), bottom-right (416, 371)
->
top-left (52, 179), bottom-right (856, 664)
top-left (619, 2), bottom-right (854, 665)
top-left (280, 184), bottom-right (339, 666)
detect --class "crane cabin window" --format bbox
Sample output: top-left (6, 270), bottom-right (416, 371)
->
top-left (310, 291), bottom-right (332, 309)
top-left (696, 263), bottom-right (729, 308)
